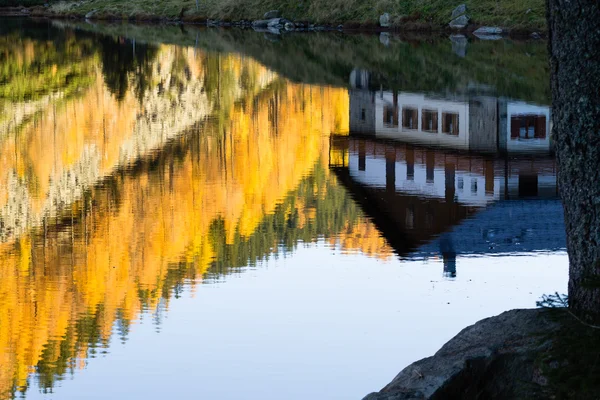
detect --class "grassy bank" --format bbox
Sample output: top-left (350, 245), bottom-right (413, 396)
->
top-left (51, 21), bottom-right (550, 104)
top-left (4, 0), bottom-right (547, 31)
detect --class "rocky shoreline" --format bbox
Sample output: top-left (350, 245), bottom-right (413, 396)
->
top-left (362, 308), bottom-right (599, 400)
top-left (0, 6), bottom-right (546, 38)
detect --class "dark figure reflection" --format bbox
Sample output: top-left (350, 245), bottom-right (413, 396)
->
top-left (440, 234), bottom-right (457, 279)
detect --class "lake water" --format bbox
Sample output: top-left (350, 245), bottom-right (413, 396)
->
top-left (0, 18), bottom-right (567, 400)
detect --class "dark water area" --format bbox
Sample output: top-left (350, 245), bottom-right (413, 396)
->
top-left (0, 18), bottom-right (565, 400)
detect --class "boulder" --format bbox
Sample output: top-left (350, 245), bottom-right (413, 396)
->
top-left (473, 27), bottom-right (502, 40)
top-left (253, 25), bottom-right (282, 35)
top-left (449, 14), bottom-right (469, 29)
top-left (450, 34), bottom-right (467, 57)
top-left (362, 309), bottom-right (560, 400)
top-left (451, 4), bottom-right (467, 19)
top-left (379, 13), bottom-right (391, 27)
top-left (252, 18), bottom-right (283, 28)
top-left (473, 34), bottom-right (502, 40)
top-left (473, 26), bottom-right (503, 35)
top-left (267, 18), bottom-right (283, 27)
top-left (284, 22), bottom-right (295, 30)
top-left (263, 10), bottom-right (281, 19)
top-left (379, 32), bottom-right (390, 47)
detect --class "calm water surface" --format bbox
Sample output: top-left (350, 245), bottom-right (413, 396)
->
top-left (0, 19), bottom-right (566, 399)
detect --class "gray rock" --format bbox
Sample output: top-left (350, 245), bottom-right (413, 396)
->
top-left (379, 32), bottom-right (390, 47)
top-left (379, 13), bottom-right (391, 27)
top-left (253, 25), bottom-right (282, 34)
top-left (284, 22), bottom-right (295, 30)
top-left (85, 9), bottom-right (97, 19)
top-left (449, 14), bottom-right (469, 29)
top-left (473, 27), bottom-right (503, 40)
top-left (267, 18), bottom-right (286, 28)
top-left (451, 4), bottom-right (467, 19)
top-left (263, 10), bottom-right (281, 19)
top-left (450, 34), bottom-right (467, 57)
top-left (252, 18), bottom-right (282, 28)
top-left (473, 26), bottom-right (503, 35)
top-left (531, 32), bottom-right (542, 39)
top-left (363, 309), bottom-right (560, 400)
top-left (474, 34), bottom-right (503, 40)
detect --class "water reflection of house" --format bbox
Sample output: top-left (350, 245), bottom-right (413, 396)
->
top-left (342, 71), bottom-right (562, 277)
top-left (349, 70), bottom-right (552, 155)
top-left (329, 135), bottom-right (565, 278)
top-left (337, 138), bottom-right (557, 204)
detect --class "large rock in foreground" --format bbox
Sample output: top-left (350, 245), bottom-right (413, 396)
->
top-left (363, 309), bottom-right (560, 400)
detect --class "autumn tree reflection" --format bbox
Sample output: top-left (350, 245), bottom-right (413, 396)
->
top-left (0, 34), bottom-right (390, 399)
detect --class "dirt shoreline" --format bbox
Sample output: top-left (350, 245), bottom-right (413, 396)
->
top-left (0, 7), bottom-right (546, 38)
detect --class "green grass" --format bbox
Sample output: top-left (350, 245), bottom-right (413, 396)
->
top-left (57, 21), bottom-right (551, 104)
top-left (47, 0), bottom-right (197, 18)
top-left (40, 0), bottom-right (547, 29)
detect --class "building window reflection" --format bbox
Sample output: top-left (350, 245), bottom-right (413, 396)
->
top-left (402, 107), bottom-right (418, 130)
top-left (426, 151), bottom-right (435, 183)
top-left (358, 141), bottom-right (366, 171)
top-left (406, 147), bottom-right (415, 181)
top-left (510, 115), bottom-right (546, 140)
top-left (406, 206), bottom-right (415, 229)
top-left (383, 105), bottom-right (398, 127)
top-left (442, 112), bottom-right (459, 136)
top-left (422, 109), bottom-right (438, 133)
top-left (471, 178), bottom-right (478, 194)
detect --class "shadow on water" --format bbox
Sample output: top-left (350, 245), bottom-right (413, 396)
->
top-left (0, 18), bottom-right (564, 400)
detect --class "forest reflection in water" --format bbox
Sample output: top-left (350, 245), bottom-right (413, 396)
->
top-left (0, 19), bottom-right (566, 400)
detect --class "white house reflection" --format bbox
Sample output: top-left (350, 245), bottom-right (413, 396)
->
top-left (349, 69), bottom-right (553, 155)
top-left (332, 71), bottom-right (564, 278)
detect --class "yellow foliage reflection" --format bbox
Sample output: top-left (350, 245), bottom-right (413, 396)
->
top-left (0, 37), bottom-right (390, 399)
